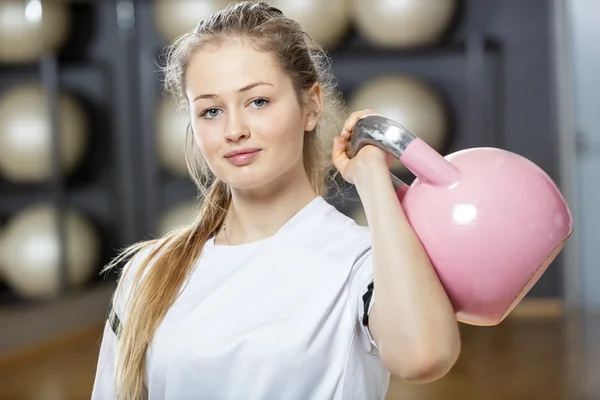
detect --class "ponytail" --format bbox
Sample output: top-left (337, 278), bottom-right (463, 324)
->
top-left (104, 178), bottom-right (230, 400)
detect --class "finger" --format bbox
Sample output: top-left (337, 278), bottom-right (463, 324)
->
top-left (332, 136), bottom-right (349, 170)
top-left (332, 135), bottom-right (348, 159)
top-left (344, 109), bottom-right (377, 133)
top-left (343, 113), bottom-right (361, 133)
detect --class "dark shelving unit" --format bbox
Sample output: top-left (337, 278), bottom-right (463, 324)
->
top-left (0, 2), bottom-right (139, 309)
top-left (0, 0), bottom-right (564, 359)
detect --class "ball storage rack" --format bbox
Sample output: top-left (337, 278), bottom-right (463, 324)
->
top-left (0, 1), bottom-right (142, 362)
top-left (0, 0), bottom-right (566, 362)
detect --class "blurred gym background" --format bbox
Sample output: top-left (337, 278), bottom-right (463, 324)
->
top-left (0, 0), bottom-right (597, 399)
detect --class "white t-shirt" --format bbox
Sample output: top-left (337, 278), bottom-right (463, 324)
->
top-left (92, 196), bottom-right (391, 400)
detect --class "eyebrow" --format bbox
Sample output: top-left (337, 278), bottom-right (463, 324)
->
top-left (193, 81), bottom-right (274, 102)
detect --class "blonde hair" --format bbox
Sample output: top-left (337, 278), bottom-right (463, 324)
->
top-left (103, 2), bottom-right (345, 399)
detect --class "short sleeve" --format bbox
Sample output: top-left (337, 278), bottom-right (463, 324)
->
top-left (91, 248), bottom-right (153, 399)
top-left (349, 242), bottom-right (379, 355)
top-left (91, 318), bottom-right (119, 399)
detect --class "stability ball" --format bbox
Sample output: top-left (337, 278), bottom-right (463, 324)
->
top-left (153, 0), bottom-right (233, 42)
top-left (158, 201), bottom-right (196, 235)
top-left (0, 204), bottom-right (101, 299)
top-left (0, 224), bottom-right (5, 281)
top-left (349, 74), bottom-right (449, 176)
top-left (350, 204), bottom-right (368, 227)
top-left (156, 94), bottom-right (191, 177)
top-left (352, 0), bottom-right (457, 48)
top-left (318, 100), bottom-right (347, 158)
top-left (0, 0), bottom-right (70, 63)
top-left (268, 0), bottom-right (351, 48)
top-left (348, 115), bottom-right (574, 326)
top-left (0, 84), bottom-right (89, 183)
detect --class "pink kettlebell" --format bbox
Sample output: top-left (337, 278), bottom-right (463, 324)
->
top-left (348, 114), bottom-right (574, 326)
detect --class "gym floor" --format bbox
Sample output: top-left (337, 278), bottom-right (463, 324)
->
top-left (0, 315), bottom-right (598, 400)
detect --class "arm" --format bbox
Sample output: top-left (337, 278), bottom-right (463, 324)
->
top-left (333, 109), bottom-right (461, 384)
top-left (355, 161), bottom-right (461, 383)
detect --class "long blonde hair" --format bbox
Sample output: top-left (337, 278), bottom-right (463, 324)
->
top-left (103, 2), bottom-right (345, 399)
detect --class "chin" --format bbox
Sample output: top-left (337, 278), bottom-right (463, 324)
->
top-left (215, 165), bottom-right (272, 190)
top-left (222, 164), bottom-right (291, 192)
top-left (226, 176), bottom-right (267, 190)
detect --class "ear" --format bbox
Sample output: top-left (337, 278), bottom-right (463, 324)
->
top-left (304, 82), bottom-right (323, 132)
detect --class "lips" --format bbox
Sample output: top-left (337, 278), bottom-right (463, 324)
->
top-left (224, 148), bottom-right (261, 158)
top-left (224, 148), bottom-right (261, 166)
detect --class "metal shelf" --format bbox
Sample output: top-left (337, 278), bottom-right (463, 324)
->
top-left (0, 2), bottom-right (140, 308)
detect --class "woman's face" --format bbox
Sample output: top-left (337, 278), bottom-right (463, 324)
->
top-left (185, 39), bottom-right (318, 191)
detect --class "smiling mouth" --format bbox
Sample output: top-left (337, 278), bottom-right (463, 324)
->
top-left (224, 149), bottom-right (261, 165)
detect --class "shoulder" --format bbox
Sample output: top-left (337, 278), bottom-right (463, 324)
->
top-left (309, 197), bottom-right (371, 255)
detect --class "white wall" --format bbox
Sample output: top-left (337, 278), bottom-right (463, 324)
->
top-left (559, 0), bottom-right (600, 310)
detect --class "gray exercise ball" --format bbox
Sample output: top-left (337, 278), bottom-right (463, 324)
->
top-left (153, 0), bottom-right (233, 42)
top-left (0, 204), bottom-right (101, 299)
top-left (348, 74), bottom-right (450, 175)
top-left (268, 0), bottom-right (351, 48)
top-left (352, 0), bottom-right (457, 48)
top-left (158, 201), bottom-right (196, 235)
top-left (0, 225), bottom-right (5, 281)
top-left (0, 0), bottom-right (70, 63)
top-left (350, 204), bottom-right (368, 227)
top-left (0, 84), bottom-right (89, 182)
top-left (156, 94), bottom-right (192, 177)
top-left (318, 99), bottom-right (347, 159)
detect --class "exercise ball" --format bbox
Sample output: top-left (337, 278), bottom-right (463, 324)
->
top-left (158, 201), bottom-right (196, 235)
top-left (156, 94), bottom-right (191, 177)
top-left (268, 0), bottom-right (351, 48)
top-left (318, 101), bottom-right (346, 158)
top-left (0, 1), bottom-right (70, 63)
top-left (153, 0), bottom-right (233, 42)
top-left (0, 225), bottom-right (5, 281)
top-left (352, 0), bottom-right (457, 48)
top-left (348, 115), bottom-right (574, 326)
top-left (0, 204), bottom-right (101, 299)
top-left (0, 84), bottom-right (89, 183)
top-left (349, 74), bottom-right (449, 176)
top-left (350, 204), bottom-right (368, 227)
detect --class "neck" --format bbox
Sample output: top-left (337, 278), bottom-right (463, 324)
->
top-left (218, 164), bottom-right (318, 245)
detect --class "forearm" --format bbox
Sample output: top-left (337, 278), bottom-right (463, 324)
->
top-left (354, 162), bottom-right (460, 380)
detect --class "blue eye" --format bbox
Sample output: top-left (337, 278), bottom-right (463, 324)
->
top-left (251, 98), bottom-right (269, 108)
top-left (200, 108), bottom-right (222, 119)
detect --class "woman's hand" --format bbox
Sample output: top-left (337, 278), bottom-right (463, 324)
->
top-left (332, 109), bottom-right (396, 184)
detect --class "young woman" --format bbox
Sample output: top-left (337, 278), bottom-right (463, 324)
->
top-left (91, 2), bottom-right (461, 399)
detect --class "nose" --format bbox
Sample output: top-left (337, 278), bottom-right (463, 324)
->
top-left (224, 113), bottom-right (250, 143)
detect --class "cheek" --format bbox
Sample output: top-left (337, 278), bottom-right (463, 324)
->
top-left (191, 121), bottom-right (223, 161)
top-left (260, 122), bottom-right (303, 163)
top-left (256, 104), bottom-right (305, 151)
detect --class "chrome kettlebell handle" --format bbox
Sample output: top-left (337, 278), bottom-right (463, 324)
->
top-left (346, 114), bottom-right (417, 159)
top-left (346, 114), bottom-right (416, 192)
